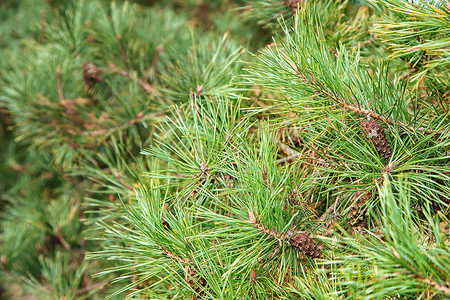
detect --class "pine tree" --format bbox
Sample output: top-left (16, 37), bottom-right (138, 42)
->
top-left (0, 0), bottom-right (449, 299)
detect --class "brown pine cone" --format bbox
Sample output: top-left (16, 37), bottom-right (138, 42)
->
top-left (290, 232), bottom-right (323, 258)
top-left (185, 265), bottom-right (206, 296)
top-left (82, 61), bottom-right (104, 88)
top-left (348, 191), bottom-right (371, 232)
top-left (361, 119), bottom-right (392, 159)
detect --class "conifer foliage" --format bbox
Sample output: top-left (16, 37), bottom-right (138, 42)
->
top-left (0, 0), bottom-right (449, 299)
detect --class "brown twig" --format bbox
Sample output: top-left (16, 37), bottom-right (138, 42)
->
top-left (277, 152), bottom-right (301, 164)
top-left (37, 94), bottom-right (60, 108)
top-left (277, 142), bottom-right (302, 164)
top-left (113, 168), bottom-right (134, 192)
top-left (55, 227), bottom-right (71, 250)
top-left (84, 110), bottom-right (162, 137)
top-left (0, 106), bottom-right (12, 126)
top-left (245, 210), bottom-right (290, 240)
top-left (398, 67), bottom-right (419, 82)
top-left (116, 34), bottom-right (130, 70)
top-left (278, 142), bottom-right (300, 157)
top-left (419, 277), bottom-right (450, 295)
top-left (144, 44), bottom-right (163, 81)
top-left (108, 62), bottom-right (157, 95)
top-left (276, 143), bottom-right (334, 169)
top-left (246, 211), bottom-right (323, 258)
top-left (213, 241), bottom-right (224, 268)
top-left (56, 65), bottom-right (65, 101)
top-left (0, 255), bottom-right (12, 276)
top-left (160, 248), bottom-right (192, 265)
top-left (75, 281), bottom-right (109, 296)
top-left (55, 68), bottom-right (93, 127)
top-left (194, 0), bottom-right (211, 27)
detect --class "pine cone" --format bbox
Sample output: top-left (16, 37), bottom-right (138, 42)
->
top-left (361, 119), bottom-right (392, 159)
top-left (185, 265), bottom-right (206, 296)
top-left (289, 232), bottom-right (322, 258)
top-left (82, 61), bottom-right (104, 88)
top-left (348, 191), bottom-right (371, 230)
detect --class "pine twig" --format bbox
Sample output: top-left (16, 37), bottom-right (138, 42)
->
top-left (108, 62), bottom-right (158, 95)
top-left (56, 65), bottom-right (65, 101)
top-left (160, 248), bottom-right (192, 265)
top-left (418, 277), bottom-right (450, 295)
top-left (75, 281), bottom-right (109, 296)
top-left (212, 242), bottom-right (224, 268)
top-left (245, 210), bottom-right (290, 240)
top-left (113, 168), bottom-right (134, 192)
top-left (144, 44), bottom-right (163, 81)
top-left (55, 226), bottom-right (71, 250)
top-left (116, 34), bottom-right (130, 70)
top-left (247, 208), bottom-right (323, 258)
top-left (398, 67), bottom-right (419, 82)
top-left (277, 142), bottom-right (301, 164)
top-left (84, 111), bottom-right (163, 137)
top-left (319, 196), bottom-right (342, 222)
top-left (277, 152), bottom-right (301, 164)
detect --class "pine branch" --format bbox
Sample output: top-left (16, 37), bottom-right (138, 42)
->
top-left (245, 210), bottom-right (290, 240)
top-left (84, 111), bottom-right (162, 137)
top-left (291, 62), bottom-right (444, 135)
top-left (277, 152), bottom-right (301, 164)
top-left (246, 210), bottom-right (323, 258)
top-left (2, 1), bottom-right (448, 299)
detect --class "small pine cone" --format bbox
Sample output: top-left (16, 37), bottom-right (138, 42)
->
top-left (82, 61), bottom-right (103, 88)
top-left (185, 266), bottom-right (206, 296)
top-left (348, 191), bottom-right (371, 227)
top-left (361, 119), bottom-right (392, 159)
top-left (285, 187), bottom-right (299, 206)
top-left (290, 232), bottom-right (323, 258)
top-left (289, 131), bottom-right (301, 148)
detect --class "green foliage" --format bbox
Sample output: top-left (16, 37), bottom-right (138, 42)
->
top-left (160, 34), bottom-right (244, 102)
top-left (246, 4), bottom-right (450, 211)
top-left (25, 251), bottom-right (88, 300)
top-left (315, 177), bottom-right (450, 299)
top-left (371, 0), bottom-right (450, 88)
top-left (0, 0), bottom-right (449, 299)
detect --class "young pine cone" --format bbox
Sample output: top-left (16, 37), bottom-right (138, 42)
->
top-left (82, 61), bottom-right (104, 88)
top-left (290, 232), bottom-right (323, 258)
top-left (361, 119), bottom-right (392, 159)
